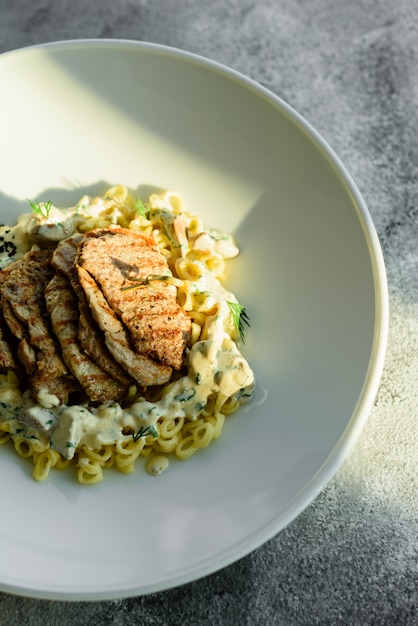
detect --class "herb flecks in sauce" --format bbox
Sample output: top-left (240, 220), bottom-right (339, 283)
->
top-left (131, 424), bottom-right (158, 442)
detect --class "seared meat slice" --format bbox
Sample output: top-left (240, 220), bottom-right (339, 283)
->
top-left (2, 262), bottom-right (42, 376)
top-left (52, 236), bottom-right (132, 386)
top-left (77, 228), bottom-right (191, 370)
top-left (0, 265), bottom-right (22, 373)
top-left (77, 266), bottom-right (172, 386)
top-left (0, 319), bottom-right (18, 373)
top-left (2, 298), bottom-right (26, 342)
top-left (1, 299), bottom-right (35, 374)
top-left (1, 249), bottom-right (80, 404)
top-left (45, 271), bottom-right (129, 403)
top-left (50, 233), bottom-right (83, 283)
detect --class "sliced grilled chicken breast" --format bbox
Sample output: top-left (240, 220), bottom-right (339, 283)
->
top-left (52, 235), bottom-right (133, 386)
top-left (77, 228), bottom-right (191, 370)
top-left (1, 249), bottom-right (79, 404)
top-left (45, 271), bottom-right (129, 403)
top-left (77, 265), bottom-right (172, 386)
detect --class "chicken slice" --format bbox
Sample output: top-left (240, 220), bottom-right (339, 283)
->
top-left (45, 271), bottom-right (129, 403)
top-left (77, 228), bottom-right (191, 370)
top-left (0, 263), bottom-right (22, 373)
top-left (1, 298), bottom-right (35, 374)
top-left (0, 311), bottom-right (20, 374)
top-left (1, 249), bottom-right (79, 404)
top-left (52, 235), bottom-right (132, 386)
top-left (77, 266), bottom-right (172, 386)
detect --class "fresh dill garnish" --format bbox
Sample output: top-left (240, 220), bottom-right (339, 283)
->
top-left (227, 301), bottom-right (250, 343)
top-left (121, 274), bottom-right (183, 291)
top-left (131, 424), bottom-right (158, 442)
top-left (27, 198), bottom-right (53, 218)
top-left (133, 197), bottom-right (151, 219)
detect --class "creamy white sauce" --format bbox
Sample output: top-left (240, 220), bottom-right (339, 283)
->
top-left (0, 221), bottom-right (29, 269)
top-left (27, 207), bottom-right (75, 244)
top-left (2, 332), bottom-right (254, 460)
top-left (6, 318), bottom-right (254, 460)
top-left (192, 229), bottom-right (239, 258)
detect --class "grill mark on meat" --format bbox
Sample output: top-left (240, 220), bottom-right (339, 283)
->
top-left (2, 298), bottom-right (26, 341)
top-left (0, 303), bottom-right (20, 374)
top-left (0, 322), bottom-right (18, 373)
top-left (77, 265), bottom-right (172, 386)
top-left (0, 262), bottom-right (23, 373)
top-left (52, 236), bottom-right (133, 386)
top-left (1, 249), bottom-right (80, 403)
top-left (45, 272), bottom-right (128, 403)
top-left (2, 299), bottom-right (35, 374)
top-left (77, 228), bottom-right (191, 370)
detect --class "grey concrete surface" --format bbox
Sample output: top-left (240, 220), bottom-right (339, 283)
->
top-left (0, 1), bottom-right (417, 624)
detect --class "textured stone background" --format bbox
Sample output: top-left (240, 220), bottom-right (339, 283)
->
top-left (0, 1), bottom-right (417, 624)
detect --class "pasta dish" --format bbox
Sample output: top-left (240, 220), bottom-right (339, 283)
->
top-left (0, 185), bottom-right (255, 484)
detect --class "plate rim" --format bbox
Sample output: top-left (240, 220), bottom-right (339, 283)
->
top-left (0, 38), bottom-right (389, 601)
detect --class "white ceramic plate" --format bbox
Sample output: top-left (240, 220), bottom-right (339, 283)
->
top-left (0, 40), bottom-right (388, 600)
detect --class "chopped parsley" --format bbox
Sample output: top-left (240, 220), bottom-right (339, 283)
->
top-left (175, 388), bottom-right (196, 403)
top-left (194, 400), bottom-right (207, 412)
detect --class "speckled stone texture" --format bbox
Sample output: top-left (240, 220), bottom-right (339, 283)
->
top-left (0, 1), bottom-right (417, 624)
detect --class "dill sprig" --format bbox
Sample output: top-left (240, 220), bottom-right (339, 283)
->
top-left (121, 274), bottom-right (183, 291)
top-left (27, 198), bottom-right (53, 218)
top-left (131, 424), bottom-right (158, 442)
top-left (133, 197), bottom-right (151, 219)
top-left (227, 301), bottom-right (250, 343)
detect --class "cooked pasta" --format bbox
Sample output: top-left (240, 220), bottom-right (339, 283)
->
top-left (0, 186), bottom-right (255, 484)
